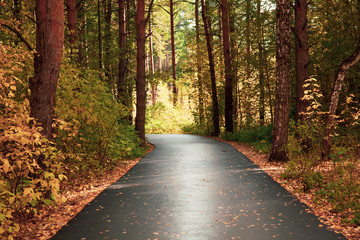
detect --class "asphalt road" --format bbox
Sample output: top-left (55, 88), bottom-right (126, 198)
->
top-left (52, 134), bottom-right (346, 240)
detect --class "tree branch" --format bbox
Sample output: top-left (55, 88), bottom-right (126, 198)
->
top-left (0, 24), bottom-right (34, 52)
top-left (157, 4), bottom-right (170, 15)
top-left (145, 0), bottom-right (154, 24)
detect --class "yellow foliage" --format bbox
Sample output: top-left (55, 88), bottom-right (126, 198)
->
top-left (0, 45), bottom-right (65, 239)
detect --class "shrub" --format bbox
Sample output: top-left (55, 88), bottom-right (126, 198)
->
top-left (221, 125), bottom-right (273, 152)
top-left (56, 64), bottom-right (143, 173)
top-left (0, 46), bottom-right (65, 238)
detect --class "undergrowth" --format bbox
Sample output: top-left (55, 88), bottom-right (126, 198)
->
top-left (283, 79), bottom-right (360, 226)
top-left (0, 47), bottom-right (145, 239)
top-left (221, 125), bottom-right (273, 152)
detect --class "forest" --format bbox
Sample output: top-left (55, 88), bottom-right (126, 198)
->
top-left (0, 0), bottom-right (360, 239)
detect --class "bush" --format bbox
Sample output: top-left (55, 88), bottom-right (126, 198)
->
top-left (0, 46), bottom-right (65, 238)
top-left (221, 125), bottom-right (273, 152)
top-left (56, 64), bottom-right (144, 173)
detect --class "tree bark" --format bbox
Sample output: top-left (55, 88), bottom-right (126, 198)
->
top-left (104, 0), bottom-right (112, 88)
top-left (201, 0), bottom-right (220, 136)
top-left (269, 0), bottom-right (291, 162)
top-left (118, 0), bottom-right (127, 101)
top-left (245, 0), bottom-right (252, 126)
top-left (77, 1), bottom-right (87, 66)
top-left (135, 0), bottom-right (147, 144)
top-left (294, 0), bottom-right (310, 122)
top-left (148, 12), bottom-right (156, 105)
top-left (13, 0), bottom-right (22, 45)
top-left (170, 0), bottom-right (177, 105)
top-left (195, 0), bottom-right (204, 125)
top-left (30, 0), bottom-right (64, 139)
top-left (229, 0), bottom-right (238, 129)
top-left (257, 0), bottom-right (265, 126)
top-left (322, 40), bottom-right (360, 159)
top-left (97, 0), bottom-right (103, 70)
top-left (221, 0), bottom-right (233, 132)
top-left (66, 0), bottom-right (77, 47)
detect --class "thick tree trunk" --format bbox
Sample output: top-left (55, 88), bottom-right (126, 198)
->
top-left (118, 0), bottom-right (127, 102)
top-left (221, 0), bottom-right (233, 132)
top-left (269, 0), bottom-right (291, 162)
top-left (135, 0), bottom-right (147, 144)
top-left (170, 0), bottom-right (177, 105)
top-left (322, 41), bottom-right (360, 160)
top-left (30, 0), bottom-right (64, 139)
top-left (195, 0), bottom-right (204, 125)
top-left (257, 0), bottom-right (265, 126)
top-left (201, 0), bottom-right (220, 136)
top-left (294, 0), bottom-right (310, 122)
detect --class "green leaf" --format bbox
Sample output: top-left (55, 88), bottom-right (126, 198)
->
top-left (42, 199), bottom-right (52, 206)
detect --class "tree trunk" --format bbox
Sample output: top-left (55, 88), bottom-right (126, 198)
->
top-left (294, 0), bottom-right (310, 122)
top-left (77, 1), bottom-right (86, 65)
top-left (30, 0), bottom-right (64, 139)
top-left (195, 0), bottom-right (204, 125)
top-left (269, 0), bottom-right (291, 162)
top-left (13, 0), bottom-right (22, 45)
top-left (149, 13), bottom-right (156, 105)
top-left (135, 0), bottom-right (147, 144)
top-left (263, 26), bottom-right (274, 124)
top-left (245, 0), bottom-right (252, 126)
top-left (97, 0), bottom-right (103, 70)
top-left (257, 0), bottom-right (265, 126)
top-left (170, 0), bottom-right (177, 105)
top-left (229, 0), bottom-right (237, 129)
top-left (104, 0), bottom-right (112, 89)
top-left (201, 0), bottom-right (220, 136)
top-left (322, 40), bottom-right (360, 160)
top-left (221, 0), bottom-right (233, 132)
top-left (66, 0), bottom-right (77, 47)
top-left (118, 0), bottom-right (127, 102)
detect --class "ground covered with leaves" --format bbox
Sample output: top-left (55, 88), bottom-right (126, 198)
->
top-left (212, 137), bottom-right (360, 240)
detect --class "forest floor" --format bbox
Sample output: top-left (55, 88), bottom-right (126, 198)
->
top-left (16, 137), bottom-right (359, 240)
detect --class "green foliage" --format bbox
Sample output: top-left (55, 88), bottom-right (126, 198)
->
top-left (57, 62), bottom-right (144, 173)
top-left (221, 125), bottom-right (273, 152)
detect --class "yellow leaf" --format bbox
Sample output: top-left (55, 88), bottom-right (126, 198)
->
top-left (3, 159), bottom-right (10, 173)
top-left (9, 197), bottom-right (15, 204)
top-left (23, 188), bottom-right (32, 196)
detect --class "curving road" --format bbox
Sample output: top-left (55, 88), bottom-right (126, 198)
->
top-left (52, 134), bottom-right (345, 240)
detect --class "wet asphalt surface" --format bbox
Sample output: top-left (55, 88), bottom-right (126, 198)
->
top-left (52, 134), bottom-right (346, 240)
